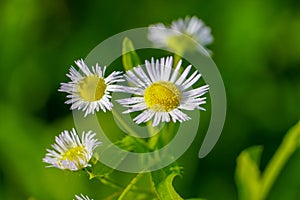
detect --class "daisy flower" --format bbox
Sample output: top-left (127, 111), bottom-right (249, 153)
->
top-left (43, 128), bottom-right (101, 171)
top-left (74, 194), bottom-right (93, 200)
top-left (59, 59), bottom-right (124, 117)
top-left (117, 56), bottom-right (209, 127)
top-left (148, 16), bottom-right (213, 54)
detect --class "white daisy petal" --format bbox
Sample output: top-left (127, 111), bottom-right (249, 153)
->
top-left (152, 112), bottom-right (162, 127)
top-left (74, 194), bottom-right (94, 200)
top-left (126, 70), bottom-right (147, 88)
top-left (75, 59), bottom-right (92, 76)
top-left (43, 129), bottom-right (101, 171)
top-left (178, 104), bottom-right (197, 111)
top-left (182, 85), bottom-right (209, 98)
top-left (133, 67), bottom-right (152, 86)
top-left (180, 70), bottom-right (199, 86)
top-left (134, 110), bottom-right (155, 124)
top-left (180, 73), bottom-right (202, 91)
top-left (151, 57), bottom-right (160, 81)
top-left (123, 102), bottom-right (147, 113)
top-left (163, 112), bottom-right (170, 122)
top-left (59, 59), bottom-right (124, 117)
top-left (172, 109), bottom-right (191, 122)
top-left (117, 56), bottom-right (209, 126)
top-left (162, 56), bottom-right (173, 81)
top-left (175, 65), bottom-right (192, 85)
top-left (117, 85), bottom-right (144, 95)
top-left (169, 59), bottom-right (182, 83)
top-left (117, 97), bottom-right (145, 105)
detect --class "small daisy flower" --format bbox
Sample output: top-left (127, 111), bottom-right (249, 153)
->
top-left (117, 56), bottom-right (209, 127)
top-left (74, 194), bottom-right (93, 200)
top-left (59, 59), bottom-right (124, 117)
top-left (148, 16), bottom-right (213, 54)
top-left (43, 128), bottom-right (101, 171)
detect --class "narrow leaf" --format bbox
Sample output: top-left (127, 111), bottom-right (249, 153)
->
top-left (122, 37), bottom-right (140, 71)
top-left (260, 120), bottom-right (300, 199)
top-left (235, 146), bottom-right (263, 200)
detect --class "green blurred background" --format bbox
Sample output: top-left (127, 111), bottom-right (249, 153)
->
top-left (0, 0), bottom-right (300, 199)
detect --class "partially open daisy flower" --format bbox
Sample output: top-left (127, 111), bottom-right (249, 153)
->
top-left (59, 59), bottom-right (124, 117)
top-left (74, 194), bottom-right (93, 200)
top-left (117, 56), bottom-right (209, 127)
top-left (43, 128), bottom-right (101, 171)
top-left (148, 16), bottom-right (213, 54)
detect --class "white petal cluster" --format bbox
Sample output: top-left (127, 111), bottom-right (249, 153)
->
top-left (43, 128), bottom-right (101, 171)
top-left (149, 16), bottom-right (213, 53)
top-left (59, 59), bottom-right (123, 117)
top-left (117, 56), bottom-right (209, 126)
top-left (74, 194), bottom-right (93, 200)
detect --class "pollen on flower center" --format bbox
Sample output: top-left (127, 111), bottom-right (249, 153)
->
top-left (62, 146), bottom-right (87, 162)
top-left (78, 76), bottom-right (107, 102)
top-left (144, 81), bottom-right (181, 112)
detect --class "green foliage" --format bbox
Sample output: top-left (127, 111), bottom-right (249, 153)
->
top-left (235, 146), bottom-right (263, 200)
top-left (1, 0), bottom-right (300, 199)
top-left (151, 164), bottom-right (184, 200)
top-left (122, 37), bottom-right (140, 71)
top-left (235, 121), bottom-right (300, 200)
top-left (185, 199), bottom-right (206, 200)
top-left (88, 149), bottom-right (187, 199)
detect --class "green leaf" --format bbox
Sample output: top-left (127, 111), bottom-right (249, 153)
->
top-left (235, 121), bottom-right (300, 200)
top-left (88, 159), bottom-right (114, 178)
top-left (122, 37), bottom-right (140, 71)
top-left (235, 146), bottom-right (263, 200)
top-left (260, 120), bottom-right (300, 200)
top-left (151, 164), bottom-right (184, 200)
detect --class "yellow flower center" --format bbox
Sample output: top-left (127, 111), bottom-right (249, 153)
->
top-left (62, 146), bottom-right (87, 162)
top-left (78, 76), bottom-right (106, 102)
top-left (167, 34), bottom-right (197, 53)
top-left (144, 81), bottom-right (181, 112)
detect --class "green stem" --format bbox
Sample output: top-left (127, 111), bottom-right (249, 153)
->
top-left (146, 121), bottom-right (158, 137)
top-left (164, 122), bottom-right (176, 144)
top-left (103, 190), bottom-right (123, 200)
top-left (112, 109), bottom-right (150, 149)
top-left (260, 121), bottom-right (300, 200)
top-left (148, 123), bottom-right (162, 150)
top-left (98, 175), bottom-right (125, 190)
top-left (117, 173), bottom-right (144, 200)
top-left (93, 173), bottom-right (154, 196)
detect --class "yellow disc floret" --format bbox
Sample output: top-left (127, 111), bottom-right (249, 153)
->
top-left (78, 76), bottom-right (107, 102)
top-left (61, 146), bottom-right (87, 163)
top-left (144, 81), bottom-right (181, 112)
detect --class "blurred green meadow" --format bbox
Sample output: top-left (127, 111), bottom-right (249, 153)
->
top-left (0, 0), bottom-right (300, 199)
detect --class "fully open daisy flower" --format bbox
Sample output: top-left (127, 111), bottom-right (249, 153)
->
top-left (59, 59), bottom-right (124, 117)
top-left (74, 194), bottom-right (93, 200)
top-left (43, 128), bottom-right (101, 171)
top-left (148, 16), bottom-right (213, 54)
top-left (117, 56), bottom-right (209, 127)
